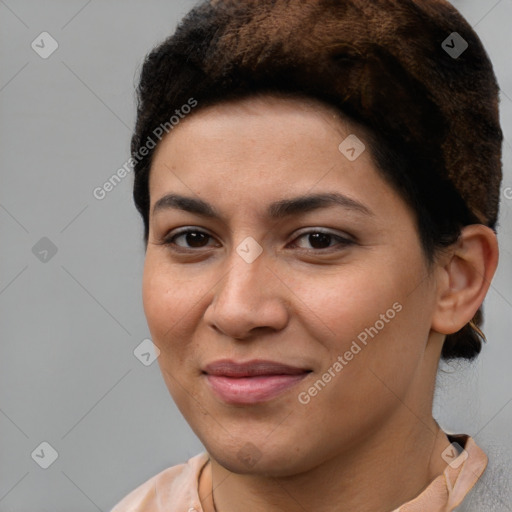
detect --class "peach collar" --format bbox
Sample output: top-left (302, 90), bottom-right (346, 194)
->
top-left (392, 434), bottom-right (487, 511)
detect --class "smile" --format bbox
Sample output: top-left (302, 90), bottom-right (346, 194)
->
top-left (205, 373), bottom-right (310, 404)
top-left (202, 359), bottom-right (312, 404)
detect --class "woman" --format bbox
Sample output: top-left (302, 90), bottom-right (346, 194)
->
top-left (112, 0), bottom-right (505, 510)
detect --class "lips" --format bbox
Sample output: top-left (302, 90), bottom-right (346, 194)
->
top-left (202, 359), bottom-right (311, 404)
top-left (202, 359), bottom-right (311, 377)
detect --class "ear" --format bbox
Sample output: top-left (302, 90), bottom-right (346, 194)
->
top-left (431, 225), bottom-right (499, 335)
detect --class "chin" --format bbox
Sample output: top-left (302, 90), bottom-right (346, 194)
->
top-left (206, 440), bottom-right (315, 477)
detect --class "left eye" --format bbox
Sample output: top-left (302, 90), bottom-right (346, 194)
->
top-left (289, 231), bottom-right (354, 250)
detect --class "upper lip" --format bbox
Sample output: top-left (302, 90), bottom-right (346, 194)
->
top-left (203, 359), bottom-right (311, 377)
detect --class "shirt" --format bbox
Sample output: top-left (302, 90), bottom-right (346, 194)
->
top-left (111, 433), bottom-right (487, 512)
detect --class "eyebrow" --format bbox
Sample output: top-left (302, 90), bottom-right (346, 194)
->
top-left (152, 192), bottom-right (374, 219)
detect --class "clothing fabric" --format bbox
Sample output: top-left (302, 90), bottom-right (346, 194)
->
top-left (111, 434), bottom-right (487, 512)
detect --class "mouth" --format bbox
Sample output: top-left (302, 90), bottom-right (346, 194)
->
top-left (202, 359), bottom-right (312, 404)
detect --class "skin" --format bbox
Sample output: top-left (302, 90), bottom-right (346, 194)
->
top-left (142, 95), bottom-right (498, 512)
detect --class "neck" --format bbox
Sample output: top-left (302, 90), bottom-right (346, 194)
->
top-left (202, 414), bottom-right (450, 512)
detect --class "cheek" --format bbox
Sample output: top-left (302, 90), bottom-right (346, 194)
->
top-left (141, 255), bottom-right (208, 412)
top-left (286, 261), bottom-right (408, 348)
top-left (141, 254), bottom-right (202, 356)
top-left (289, 253), bottom-right (432, 398)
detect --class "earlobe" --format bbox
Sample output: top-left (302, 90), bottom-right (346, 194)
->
top-left (431, 225), bottom-right (499, 335)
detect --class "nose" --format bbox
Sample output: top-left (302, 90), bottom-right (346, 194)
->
top-left (203, 244), bottom-right (289, 340)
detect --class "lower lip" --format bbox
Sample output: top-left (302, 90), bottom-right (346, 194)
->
top-left (205, 373), bottom-right (309, 404)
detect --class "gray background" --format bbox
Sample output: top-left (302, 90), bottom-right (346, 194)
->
top-left (1, 1), bottom-right (511, 510)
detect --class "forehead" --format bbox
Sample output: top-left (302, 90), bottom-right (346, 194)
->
top-left (147, 95), bottom-right (407, 223)
top-left (150, 95), bottom-right (355, 165)
top-left (150, 96), bottom-right (364, 180)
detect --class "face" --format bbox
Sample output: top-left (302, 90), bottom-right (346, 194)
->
top-left (142, 96), bottom-right (441, 476)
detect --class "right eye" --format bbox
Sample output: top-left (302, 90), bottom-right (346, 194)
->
top-left (161, 228), bottom-right (220, 251)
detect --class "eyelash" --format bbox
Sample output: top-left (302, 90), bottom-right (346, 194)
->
top-left (159, 228), bottom-right (354, 253)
